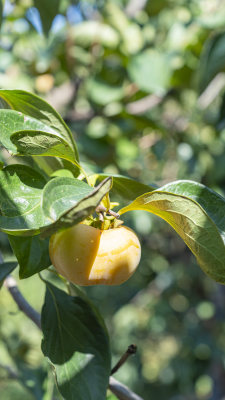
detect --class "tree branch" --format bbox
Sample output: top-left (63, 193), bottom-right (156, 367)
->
top-left (109, 376), bottom-right (144, 400)
top-left (2, 269), bottom-right (144, 400)
top-left (4, 275), bottom-right (41, 330)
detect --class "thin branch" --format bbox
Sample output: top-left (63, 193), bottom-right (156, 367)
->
top-left (2, 271), bottom-right (143, 400)
top-left (109, 376), bottom-right (144, 400)
top-left (197, 72), bottom-right (225, 109)
top-left (4, 275), bottom-right (41, 330)
top-left (0, 363), bottom-right (19, 380)
top-left (126, 94), bottom-right (163, 115)
top-left (111, 344), bottom-right (137, 375)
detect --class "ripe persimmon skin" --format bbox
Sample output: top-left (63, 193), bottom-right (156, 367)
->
top-left (49, 224), bottom-right (141, 286)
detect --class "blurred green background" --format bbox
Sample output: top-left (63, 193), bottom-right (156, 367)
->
top-left (1, 0), bottom-right (225, 399)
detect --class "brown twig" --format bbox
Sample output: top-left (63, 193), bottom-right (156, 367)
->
top-left (111, 344), bottom-right (137, 375)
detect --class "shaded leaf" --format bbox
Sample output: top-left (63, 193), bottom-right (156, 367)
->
top-left (41, 283), bottom-right (111, 400)
top-left (0, 262), bottom-right (17, 288)
top-left (119, 180), bottom-right (225, 284)
top-left (198, 31), bottom-right (225, 93)
top-left (9, 235), bottom-right (51, 279)
top-left (34, 0), bottom-right (60, 36)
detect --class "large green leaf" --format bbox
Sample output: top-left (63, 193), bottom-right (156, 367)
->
top-left (34, 0), bottom-right (60, 36)
top-left (0, 164), bottom-right (112, 236)
top-left (0, 262), bottom-right (18, 288)
top-left (119, 180), bottom-right (225, 284)
top-left (0, 108), bottom-right (79, 168)
top-left (8, 235), bottom-right (51, 279)
top-left (41, 283), bottom-right (111, 400)
top-left (0, 90), bottom-right (79, 161)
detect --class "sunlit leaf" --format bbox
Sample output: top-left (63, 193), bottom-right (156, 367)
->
top-left (40, 177), bottom-right (112, 237)
top-left (0, 164), bottom-right (48, 235)
top-left (0, 90), bottom-right (79, 161)
top-left (119, 180), bottom-right (225, 284)
top-left (11, 130), bottom-right (79, 166)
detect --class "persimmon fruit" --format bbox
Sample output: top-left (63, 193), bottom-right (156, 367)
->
top-left (49, 223), bottom-right (141, 286)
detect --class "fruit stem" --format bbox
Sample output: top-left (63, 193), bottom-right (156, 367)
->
top-left (96, 204), bottom-right (120, 219)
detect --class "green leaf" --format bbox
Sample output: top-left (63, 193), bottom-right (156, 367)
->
top-left (0, 164), bottom-right (112, 237)
top-left (0, 108), bottom-right (79, 168)
top-left (119, 180), bottom-right (225, 284)
top-left (159, 180), bottom-right (225, 243)
top-left (0, 164), bottom-right (48, 235)
top-left (0, 90), bottom-right (79, 162)
top-left (96, 173), bottom-right (155, 202)
top-left (40, 177), bottom-right (112, 237)
top-left (0, 109), bottom-right (57, 151)
top-left (41, 283), bottom-right (111, 400)
top-left (128, 50), bottom-right (172, 94)
top-left (8, 235), bottom-right (51, 279)
top-left (11, 130), bottom-right (79, 166)
top-left (86, 79), bottom-right (124, 105)
top-left (34, 0), bottom-right (60, 36)
top-left (42, 177), bottom-right (94, 221)
top-left (199, 32), bottom-right (225, 93)
top-left (0, 262), bottom-right (17, 288)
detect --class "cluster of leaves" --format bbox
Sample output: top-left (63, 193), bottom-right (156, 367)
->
top-left (0, 86), bottom-right (224, 399)
top-left (0, 0), bottom-right (225, 399)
